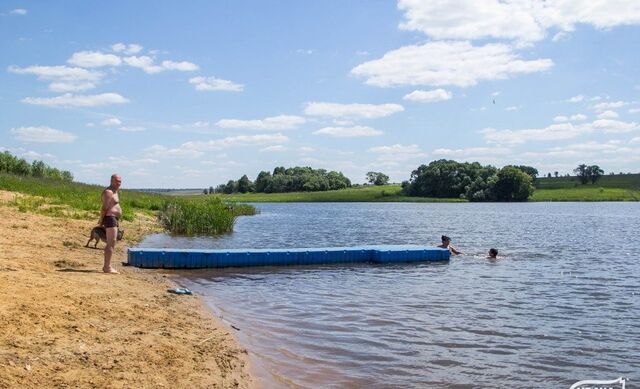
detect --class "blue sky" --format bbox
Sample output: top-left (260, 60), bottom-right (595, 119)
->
top-left (1, 1), bottom-right (639, 188)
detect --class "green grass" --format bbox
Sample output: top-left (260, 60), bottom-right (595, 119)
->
top-left (214, 185), bottom-right (465, 202)
top-left (0, 174), bottom-right (256, 234)
top-left (536, 174), bottom-right (640, 189)
top-left (531, 187), bottom-right (640, 201)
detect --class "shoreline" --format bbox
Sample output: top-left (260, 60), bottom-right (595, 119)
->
top-left (0, 191), bottom-right (255, 388)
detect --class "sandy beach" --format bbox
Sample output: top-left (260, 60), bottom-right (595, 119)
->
top-left (0, 191), bottom-right (253, 388)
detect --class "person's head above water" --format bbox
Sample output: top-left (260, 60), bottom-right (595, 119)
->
top-left (488, 248), bottom-right (498, 258)
top-left (440, 235), bottom-right (451, 247)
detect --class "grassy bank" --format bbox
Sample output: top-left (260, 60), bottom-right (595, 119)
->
top-left (216, 184), bottom-right (465, 202)
top-left (0, 174), bottom-right (256, 234)
top-left (536, 173), bottom-right (640, 189)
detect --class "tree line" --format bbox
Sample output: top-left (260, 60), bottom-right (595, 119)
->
top-left (206, 166), bottom-right (352, 194)
top-left (0, 151), bottom-right (73, 182)
top-left (401, 160), bottom-right (537, 201)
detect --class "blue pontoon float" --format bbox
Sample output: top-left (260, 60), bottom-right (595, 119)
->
top-left (127, 245), bottom-right (450, 269)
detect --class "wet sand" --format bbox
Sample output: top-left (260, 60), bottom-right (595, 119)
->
top-left (0, 191), bottom-right (254, 388)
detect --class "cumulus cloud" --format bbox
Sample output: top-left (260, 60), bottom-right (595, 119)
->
top-left (566, 94), bottom-right (585, 103)
top-left (21, 93), bottom-right (129, 107)
top-left (260, 145), bottom-right (287, 152)
top-left (304, 102), bottom-right (404, 119)
top-left (482, 118), bottom-right (639, 144)
top-left (403, 89), bottom-right (452, 102)
top-left (67, 51), bottom-right (122, 68)
top-left (160, 60), bottom-right (199, 71)
top-left (553, 114), bottom-right (588, 122)
top-left (118, 126), bottom-right (145, 132)
top-left (216, 115), bottom-right (305, 130)
top-left (313, 126), bottom-right (383, 137)
top-left (351, 41), bottom-right (553, 88)
top-left (122, 56), bottom-right (164, 74)
top-left (144, 145), bottom-right (204, 159)
top-left (397, 0), bottom-right (640, 44)
top-left (100, 118), bottom-right (122, 127)
top-left (597, 110), bottom-right (619, 119)
top-left (8, 65), bottom-right (103, 91)
top-left (111, 43), bottom-right (143, 55)
top-left (592, 101), bottom-right (629, 112)
top-left (368, 144), bottom-right (427, 162)
top-left (10, 126), bottom-right (77, 143)
top-left (189, 76), bottom-right (244, 92)
top-left (180, 133), bottom-right (289, 151)
top-left (10, 8), bottom-right (27, 15)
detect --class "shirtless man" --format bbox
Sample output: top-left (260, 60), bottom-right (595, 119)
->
top-left (98, 174), bottom-right (122, 273)
top-left (438, 235), bottom-right (463, 255)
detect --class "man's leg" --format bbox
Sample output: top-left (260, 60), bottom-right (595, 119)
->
top-left (103, 227), bottom-right (119, 274)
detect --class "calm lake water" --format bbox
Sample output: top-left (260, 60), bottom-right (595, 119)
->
top-left (139, 203), bottom-right (640, 388)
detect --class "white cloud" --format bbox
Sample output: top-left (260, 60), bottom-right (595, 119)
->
top-left (351, 41), bottom-right (553, 88)
top-left (432, 146), bottom-right (512, 157)
top-left (304, 102), bottom-right (404, 119)
top-left (122, 56), bottom-right (164, 74)
top-left (67, 51), bottom-right (122, 68)
top-left (118, 126), bottom-right (145, 132)
top-left (144, 145), bottom-right (203, 159)
top-left (160, 60), bottom-right (199, 71)
top-left (631, 137), bottom-right (640, 143)
top-left (482, 118), bottom-right (639, 144)
top-left (629, 108), bottom-right (640, 114)
top-left (298, 146), bottom-right (315, 153)
top-left (10, 126), bottom-right (77, 143)
top-left (48, 82), bottom-right (96, 92)
top-left (597, 110), bottom-right (619, 119)
top-left (313, 126), bottom-right (383, 137)
top-left (505, 106), bottom-right (520, 111)
top-left (21, 93), bottom-right (129, 107)
top-left (181, 133), bottom-right (289, 151)
top-left (216, 115), bottom-right (305, 130)
top-left (566, 94), bottom-right (585, 103)
top-left (403, 89), bottom-right (452, 103)
top-left (111, 43), bottom-right (143, 55)
top-left (553, 114), bottom-right (587, 122)
top-left (398, 0), bottom-right (543, 43)
top-left (592, 101), bottom-right (629, 112)
top-left (10, 8), bottom-right (27, 15)
top-left (397, 0), bottom-right (640, 44)
top-left (189, 76), bottom-right (244, 92)
top-left (101, 118), bottom-right (122, 127)
top-left (369, 144), bottom-right (421, 154)
top-left (260, 145), bottom-right (287, 152)
top-left (8, 65), bottom-right (103, 91)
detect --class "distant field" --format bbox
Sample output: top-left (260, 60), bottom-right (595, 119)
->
top-left (532, 187), bottom-right (640, 201)
top-left (215, 185), bottom-right (465, 203)
top-left (536, 174), bottom-right (640, 189)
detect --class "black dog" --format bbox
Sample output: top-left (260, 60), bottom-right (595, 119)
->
top-left (85, 226), bottom-right (124, 248)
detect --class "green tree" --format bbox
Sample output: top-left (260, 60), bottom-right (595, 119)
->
top-left (366, 171), bottom-right (390, 186)
top-left (574, 164), bottom-right (589, 184)
top-left (254, 171), bottom-right (272, 193)
top-left (223, 180), bottom-right (237, 194)
top-left (511, 165), bottom-right (539, 182)
top-left (493, 166), bottom-right (534, 201)
top-left (237, 174), bottom-right (252, 193)
top-left (587, 165), bottom-right (604, 184)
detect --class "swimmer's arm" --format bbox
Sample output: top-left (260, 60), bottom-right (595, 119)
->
top-left (450, 246), bottom-right (463, 255)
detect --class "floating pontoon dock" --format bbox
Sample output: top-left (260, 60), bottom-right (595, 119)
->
top-left (127, 245), bottom-right (450, 269)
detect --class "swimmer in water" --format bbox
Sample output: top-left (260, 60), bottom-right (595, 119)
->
top-left (438, 235), bottom-right (462, 255)
top-left (487, 248), bottom-right (498, 259)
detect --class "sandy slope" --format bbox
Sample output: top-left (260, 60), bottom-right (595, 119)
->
top-left (0, 191), bottom-right (253, 389)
